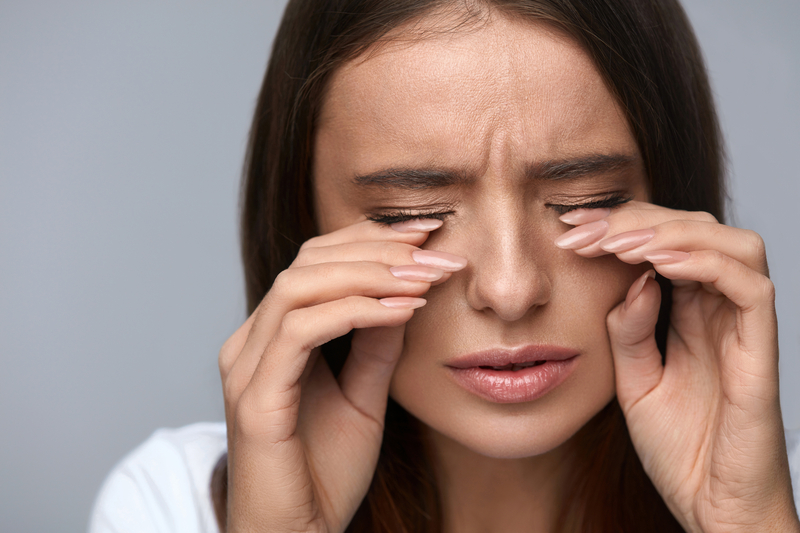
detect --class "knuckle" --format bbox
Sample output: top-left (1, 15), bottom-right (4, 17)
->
top-left (270, 269), bottom-right (293, 300)
top-left (234, 387), bottom-right (299, 441)
top-left (337, 295), bottom-right (363, 320)
top-left (279, 310), bottom-right (303, 345)
top-left (710, 249), bottom-right (727, 267)
top-left (291, 246), bottom-right (316, 268)
top-left (743, 229), bottom-right (767, 260)
top-left (311, 261), bottom-right (337, 281)
top-left (218, 337), bottom-right (238, 376)
top-left (298, 236), bottom-right (321, 252)
top-left (630, 210), bottom-right (650, 227)
top-left (224, 371), bottom-right (248, 405)
top-left (233, 393), bottom-right (263, 436)
top-left (344, 294), bottom-right (365, 311)
top-left (611, 208), bottom-right (646, 229)
top-left (664, 218), bottom-right (693, 237)
top-left (697, 210), bottom-right (718, 224)
top-left (266, 269), bottom-right (304, 310)
top-left (760, 277), bottom-right (775, 303)
top-left (383, 242), bottom-right (416, 265)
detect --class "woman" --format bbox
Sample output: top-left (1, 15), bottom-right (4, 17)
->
top-left (90, 0), bottom-right (800, 531)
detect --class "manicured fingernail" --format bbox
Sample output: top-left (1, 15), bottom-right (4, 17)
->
top-left (391, 218), bottom-right (444, 233)
top-left (379, 297), bottom-right (427, 309)
top-left (554, 220), bottom-right (609, 249)
top-left (558, 208), bottom-right (611, 225)
top-left (624, 269), bottom-right (656, 311)
top-left (389, 265), bottom-right (444, 281)
top-left (643, 250), bottom-right (691, 264)
top-left (411, 250), bottom-right (467, 272)
top-left (599, 228), bottom-right (655, 253)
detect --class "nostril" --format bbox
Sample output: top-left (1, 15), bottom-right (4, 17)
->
top-left (465, 261), bottom-right (552, 321)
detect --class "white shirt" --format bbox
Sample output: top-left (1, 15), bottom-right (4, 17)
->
top-left (89, 422), bottom-right (800, 532)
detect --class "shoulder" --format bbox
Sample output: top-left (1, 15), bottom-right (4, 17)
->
top-left (787, 427), bottom-right (800, 513)
top-left (89, 422), bottom-right (227, 533)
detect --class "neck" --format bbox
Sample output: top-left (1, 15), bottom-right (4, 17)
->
top-left (428, 428), bottom-right (575, 533)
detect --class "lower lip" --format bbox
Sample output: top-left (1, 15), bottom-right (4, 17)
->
top-left (447, 357), bottom-right (579, 404)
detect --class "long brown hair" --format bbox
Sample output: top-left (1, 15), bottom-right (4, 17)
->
top-left (213, 0), bottom-right (725, 531)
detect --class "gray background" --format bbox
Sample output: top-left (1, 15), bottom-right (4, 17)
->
top-left (1, 1), bottom-right (798, 531)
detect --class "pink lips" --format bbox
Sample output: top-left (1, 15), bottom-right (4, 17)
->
top-left (445, 345), bottom-right (579, 404)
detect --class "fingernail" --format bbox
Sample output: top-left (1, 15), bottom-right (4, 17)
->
top-left (624, 269), bottom-right (656, 311)
top-left (389, 265), bottom-right (444, 281)
top-left (379, 297), bottom-right (426, 309)
top-left (558, 208), bottom-right (611, 225)
top-left (554, 220), bottom-right (609, 249)
top-left (643, 250), bottom-right (691, 264)
top-left (411, 250), bottom-right (467, 272)
top-left (391, 218), bottom-right (444, 233)
top-left (599, 228), bottom-right (655, 253)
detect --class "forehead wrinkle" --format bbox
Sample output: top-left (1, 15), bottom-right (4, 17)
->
top-left (317, 3), bottom-right (492, 128)
top-left (316, 11), bottom-right (637, 190)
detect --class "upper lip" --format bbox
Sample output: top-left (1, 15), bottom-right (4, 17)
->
top-left (445, 345), bottom-right (579, 369)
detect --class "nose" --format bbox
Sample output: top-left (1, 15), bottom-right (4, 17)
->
top-left (465, 215), bottom-right (552, 322)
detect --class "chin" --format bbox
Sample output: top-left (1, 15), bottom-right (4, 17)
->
top-left (391, 368), bottom-right (617, 460)
top-left (448, 424), bottom-right (585, 459)
top-left (444, 402), bottom-right (612, 459)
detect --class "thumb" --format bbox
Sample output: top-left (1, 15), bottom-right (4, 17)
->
top-left (607, 269), bottom-right (663, 412)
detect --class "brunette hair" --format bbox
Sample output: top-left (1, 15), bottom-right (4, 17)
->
top-left (213, 0), bottom-right (725, 531)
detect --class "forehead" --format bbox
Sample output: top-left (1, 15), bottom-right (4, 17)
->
top-left (316, 11), bottom-right (636, 181)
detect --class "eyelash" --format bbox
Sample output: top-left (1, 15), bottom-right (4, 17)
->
top-left (546, 193), bottom-right (633, 215)
top-left (367, 209), bottom-right (456, 226)
top-left (366, 194), bottom-right (632, 226)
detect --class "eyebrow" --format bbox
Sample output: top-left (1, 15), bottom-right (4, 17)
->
top-left (352, 153), bottom-right (637, 190)
top-left (353, 168), bottom-right (468, 190)
top-left (528, 153), bottom-right (638, 181)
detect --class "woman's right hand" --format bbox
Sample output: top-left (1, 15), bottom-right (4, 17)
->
top-left (218, 218), bottom-right (465, 533)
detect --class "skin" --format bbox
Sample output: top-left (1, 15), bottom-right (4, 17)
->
top-left (219, 10), bottom-right (800, 533)
top-left (314, 13), bottom-right (646, 532)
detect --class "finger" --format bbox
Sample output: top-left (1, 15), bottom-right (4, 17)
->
top-left (557, 201), bottom-right (662, 225)
top-left (648, 250), bottom-right (778, 391)
top-left (338, 325), bottom-right (406, 424)
top-left (240, 296), bottom-right (423, 429)
top-left (276, 262), bottom-right (441, 309)
top-left (232, 296), bottom-right (420, 515)
top-left (587, 220), bottom-right (768, 275)
top-left (224, 262), bottom-right (442, 411)
top-left (293, 240), bottom-right (419, 268)
top-left (556, 201), bottom-right (716, 255)
top-left (562, 200), bottom-right (712, 229)
top-left (648, 250), bottom-right (774, 317)
top-left (219, 309), bottom-right (260, 450)
top-left (219, 308), bottom-right (259, 380)
top-left (606, 270), bottom-right (663, 413)
top-left (299, 218), bottom-right (441, 251)
top-left (293, 240), bottom-right (468, 272)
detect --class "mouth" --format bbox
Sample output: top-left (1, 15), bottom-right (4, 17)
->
top-left (446, 345), bottom-right (577, 370)
top-left (478, 360), bottom-right (547, 371)
top-left (445, 345), bottom-right (579, 404)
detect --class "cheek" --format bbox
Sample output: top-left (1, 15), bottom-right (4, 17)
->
top-left (557, 253), bottom-right (644, 323)
top-left (388, 247), bottom-right (645, 458)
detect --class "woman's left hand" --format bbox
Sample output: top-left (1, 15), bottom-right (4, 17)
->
top-left (558, 202), bottom-right (799, 533)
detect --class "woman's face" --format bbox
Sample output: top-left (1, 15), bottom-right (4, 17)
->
top-left (313, 13), bottom-right (649, 458)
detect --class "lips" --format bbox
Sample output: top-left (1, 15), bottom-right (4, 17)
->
top-left (446, 345), bottom-right (578, 369)
top-left (481, 360), bottom-right (547, 371)
top-left (445, 345), bottom-right (579, 404)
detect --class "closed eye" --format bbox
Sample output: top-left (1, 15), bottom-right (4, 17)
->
top-left (546, 193), bottom-right (632, 215)
top-left (366, 209), bottom-right (455, 226)
top-left (366, 194), bottom-right (631, 225)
